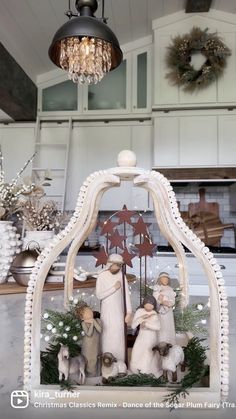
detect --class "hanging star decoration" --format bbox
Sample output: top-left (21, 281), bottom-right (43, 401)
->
top-left (92, 246), bottom-right (108, 267)
top-left (135, 236), bottom-right (157, 258)
top-left (117, 205), bottom-right (136, 225)
top-left (121, 247), bottom-right (136, 268)
top-left (108, 229), bottom-right (126, 250)
top-left (132, 216), bottom-right (151, 236)
top-left (98, 219), bottom-right (118, 236)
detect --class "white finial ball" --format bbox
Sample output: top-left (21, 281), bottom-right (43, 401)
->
top-left (117, 150), bottom-right (137, 167)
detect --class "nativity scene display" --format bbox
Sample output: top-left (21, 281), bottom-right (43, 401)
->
top-left (40, 206), bottom-right (211, 404)
top-left (24, 151), bottom-right (228, 405)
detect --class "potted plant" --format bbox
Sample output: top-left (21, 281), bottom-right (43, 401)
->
top-left (18, 185), bottom-right (63, 250)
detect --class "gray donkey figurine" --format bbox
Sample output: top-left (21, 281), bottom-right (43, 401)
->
top-left (57, 343), bottom-right (87, 384)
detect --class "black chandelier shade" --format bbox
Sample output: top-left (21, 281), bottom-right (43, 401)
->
top-left (48, 2), bottom-right (123, 72)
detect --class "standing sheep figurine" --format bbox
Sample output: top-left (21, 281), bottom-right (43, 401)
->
top-left (57, 344), bottom-right (87, 385)
top-left (152, 342), bottom-right (184, 382)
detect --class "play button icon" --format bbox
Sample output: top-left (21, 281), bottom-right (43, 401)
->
top-left (11, 390), bottom-right (29, 408)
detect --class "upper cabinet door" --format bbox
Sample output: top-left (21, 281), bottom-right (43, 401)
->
top-left (132, 45), bottom-right (152, 114)
top-left (42, 80), bottom-right (78, 112)
top-left (179, 116), bottom-right (218, 166)
top-left (154, 113), bottom-right (218, 168)
top-left (83, 57), bottom-right (131, 114)
top-left (218, 115), bottom-right (236, 165)
top-left (38, 77), bottom-right (83, 115)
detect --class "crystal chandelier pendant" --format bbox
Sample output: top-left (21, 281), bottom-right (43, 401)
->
top-left (49, 0), bottom-right (122, 85)
top-left (60, 36), bottom-right (112, 84)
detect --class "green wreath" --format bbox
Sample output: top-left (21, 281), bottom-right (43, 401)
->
top-left (166, 27), bottom-right (231, 92)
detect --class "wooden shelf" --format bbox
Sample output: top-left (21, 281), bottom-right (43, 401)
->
top-left (0, 279), bottom-right (96, 295)
top-left (0, 274), bottom-right (136, 295)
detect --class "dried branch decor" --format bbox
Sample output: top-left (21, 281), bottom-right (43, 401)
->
top-left (166, 27), bottom-right (231, 92)
top-left (0, 147), bottom-right (35, 220)
top-left (18, 186), bottom-right (63, 231)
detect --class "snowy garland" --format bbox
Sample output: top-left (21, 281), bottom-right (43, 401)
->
top-left (166, 27), bottom-right (231, 92)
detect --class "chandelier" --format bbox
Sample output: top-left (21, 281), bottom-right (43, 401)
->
top-left (48, 0), bottom-right (123, 85)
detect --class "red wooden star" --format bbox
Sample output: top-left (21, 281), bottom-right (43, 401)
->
top-left (135, 236), bottom-right (157, 258)
top-left (132, 216), bottom-right (151, 236)
top-left (108, 229), bottom-right (126, 250)
top-left (93, 246), bottom-right (108, 267)
top-left (99, 219), bottom-right (118, 235)
top-left (121, 247), bottom-right (136, 268)
top-left (117, 205), bottom-right (136, 225)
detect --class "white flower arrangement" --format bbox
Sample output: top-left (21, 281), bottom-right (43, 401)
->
top-left (17, 184), bottom-right (63, 231)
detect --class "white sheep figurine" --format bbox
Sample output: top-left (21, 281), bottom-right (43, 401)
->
top-left (152, 342), bottom-right (185, 382)
top-left (98, 352), bottom-right (127, 384)
top-left (57, 343), bottom-right (87, 385)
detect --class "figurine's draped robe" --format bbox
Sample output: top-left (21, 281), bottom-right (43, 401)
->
top-left (81, 318), bottom-right (102, 377)
top-left (95, 269), bottom-right (132, 361)
top-left (130, 308), bottom-right (162, 378)
top-left (153, 284), bottom-right (176, 345)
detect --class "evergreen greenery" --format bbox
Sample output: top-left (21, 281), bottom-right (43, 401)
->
top-left (163, 337), bottom-right (209, 408)
top-left (174, 303), bottom-right (209, 334)
top-left (166, 26), bottom-right (231, 92)
top-left (40, 298), bottom-right (86, 386)
top-left (103, 372), bottom-right (165, 387)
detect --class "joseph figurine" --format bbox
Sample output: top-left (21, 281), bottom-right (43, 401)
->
top-left (95, 253), bottom-right (132, 362)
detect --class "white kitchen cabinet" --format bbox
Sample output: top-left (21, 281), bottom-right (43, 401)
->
top-left (179, 116), bottom-right (217, 166)
top-left (218, 115), bottom-right (236, 165)
top-left (66, 121), bottom-right (153, 211)
top-left (154, 110), bottom-right (236, 168)
top-left (37, 40), bottom-right (152, 118)
top-left (84, 58), bottom-right (130, 114)
top-left (0, 124), bottom-right (35, 181)
top-left (131, 45), bottom-right (152, 114)
top-left (83, 44), bottom-right (152, 116)
top-left (154, 117), bottom-right (179, 167)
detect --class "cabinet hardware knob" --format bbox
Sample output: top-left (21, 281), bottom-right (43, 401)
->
top-left (219, 265), bottom-right (226, 270)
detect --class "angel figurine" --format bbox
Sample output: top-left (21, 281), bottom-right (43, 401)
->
top-left (153, 272), bottom-right (176, 345)
top-left (75, 304), bottom-right (102, 377)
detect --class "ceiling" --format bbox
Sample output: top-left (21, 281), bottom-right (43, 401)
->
top-left (0, 0), bottom-right (236, 84)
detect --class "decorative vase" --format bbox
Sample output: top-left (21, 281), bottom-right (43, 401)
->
top-left (0, 221), bottom-right (21, 284)
top-left (22, 230), bottom-right (55, 251)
